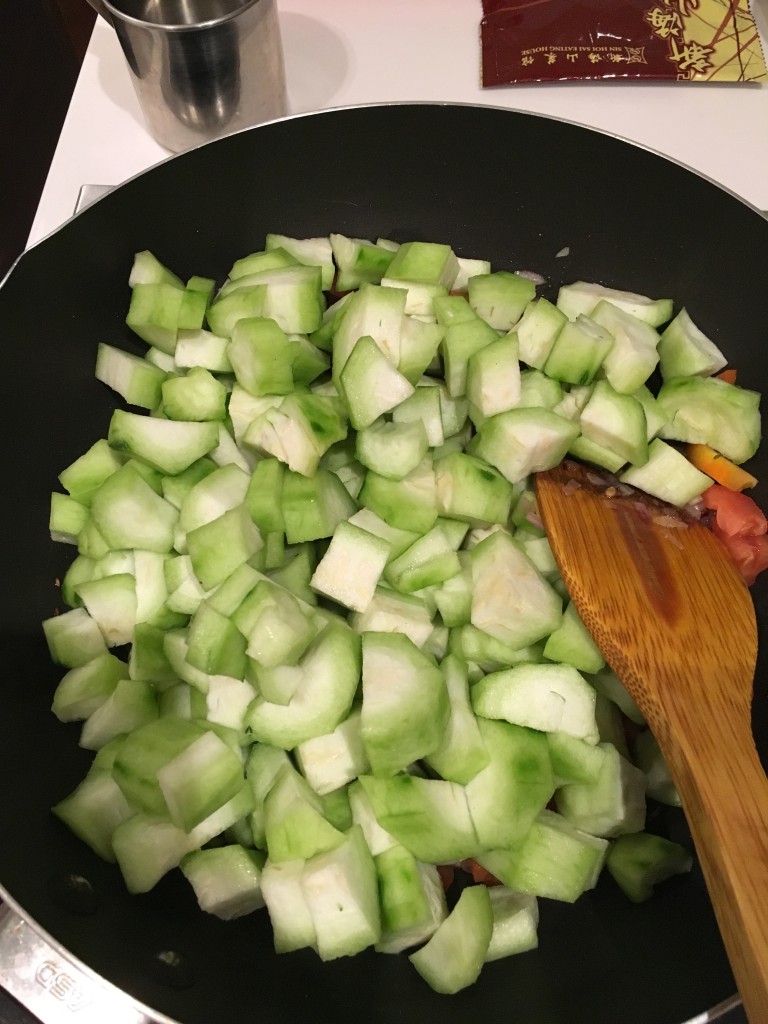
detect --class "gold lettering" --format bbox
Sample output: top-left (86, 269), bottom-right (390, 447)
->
top-left (668, 37), bottom-right (714, 73)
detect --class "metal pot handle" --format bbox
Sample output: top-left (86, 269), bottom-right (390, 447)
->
top-left (0, 902), bottom-right (153, 1024)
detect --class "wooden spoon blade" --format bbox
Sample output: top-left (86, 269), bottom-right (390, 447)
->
top-left (536, 459), bottom-right (768, 1023)
top-left (535, 460), bottom-right (756, 729)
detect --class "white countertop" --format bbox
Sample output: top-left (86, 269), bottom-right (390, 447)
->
top-left (28, 0), bottom-right (768, 247)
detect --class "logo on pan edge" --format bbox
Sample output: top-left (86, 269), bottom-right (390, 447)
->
top-left (35, 960), bottom-right (91, 1013)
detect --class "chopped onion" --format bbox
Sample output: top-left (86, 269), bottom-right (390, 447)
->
top-left (555, 246), bottom-right (570, 258)
top-left (661, 527), bottom-right (685, 550)
top-left (516, 269), bottom-right (547, 285)
top-left (685, 498), bottom-right (706, 521)
top-left (652, 514), bottom-right (687, 529)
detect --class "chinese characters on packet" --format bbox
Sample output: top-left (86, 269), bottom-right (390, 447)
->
top-left (519, 48), bottom-right (648, 70)
top-left (644, 0), bottom-right (714, 77)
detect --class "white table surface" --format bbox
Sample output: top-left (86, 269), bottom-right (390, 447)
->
top-left (28, 0), bottom-right (768, 247)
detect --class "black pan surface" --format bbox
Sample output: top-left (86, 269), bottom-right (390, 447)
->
top-left (0, 103), bottom-right (766, 1024)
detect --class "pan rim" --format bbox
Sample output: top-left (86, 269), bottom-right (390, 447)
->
top-left (0, 887), bottom-right (182, 1024)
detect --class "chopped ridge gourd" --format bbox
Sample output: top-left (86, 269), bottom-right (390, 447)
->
top-left (44, 234), bottom-right (764, 998)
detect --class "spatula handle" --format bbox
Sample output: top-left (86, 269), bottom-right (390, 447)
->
top-left (661, 705), bottom-right (768, 1024)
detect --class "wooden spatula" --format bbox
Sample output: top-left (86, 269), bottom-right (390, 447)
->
top-left (535, 460), bottom-right (768, 1024)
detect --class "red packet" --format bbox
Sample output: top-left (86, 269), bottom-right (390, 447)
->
top-left (480, 0), bottom-right (768, 85)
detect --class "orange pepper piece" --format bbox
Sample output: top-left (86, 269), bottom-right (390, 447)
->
top-left (685, 443), bottom-right (757, 492)
top-left (715, 369), bottom-right (738, 384)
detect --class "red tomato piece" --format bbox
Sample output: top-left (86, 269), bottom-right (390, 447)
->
top-left (460, 858), bottom-right (502, 886)
top-left (712, 525), bottom-right (768, 586)
top-left (703, 484), bottom-right (767, 538)
top-left (437, 864), bottom-right (455, 891)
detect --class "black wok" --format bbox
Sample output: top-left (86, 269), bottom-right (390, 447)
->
top-left (0, 103), bottom-right (765, 1024)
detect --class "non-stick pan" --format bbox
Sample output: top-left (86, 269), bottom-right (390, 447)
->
top-left (0, 103), bottom-right (765, 1024)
